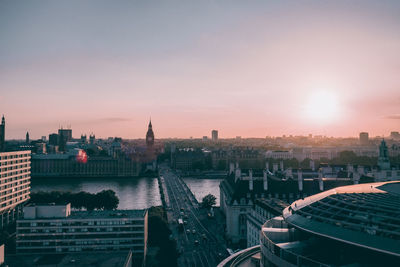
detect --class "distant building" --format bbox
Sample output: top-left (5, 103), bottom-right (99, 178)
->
top-left (0, 115), bottom-right (5, 152)
top-left (89, 134), bottom-right (96, 145)
top-left (16, 204), bottom-right (148, 262)
top-left (25, 132), bottom-right (29, 144)
top-left (81, 134), bottom-right (87, 144)
top-left (48, 133), bottom-right (58, 146)
top-left (0, 150), bottom-right (31, 228)
top-left (58, 128), bottom-right (72, 141)
top-left (202, 136), bottom-right (208, 141)
top-left (31, 149), bottom-right (140, 177)
top-left (212, 130), bottom-right (218, 141)
top-left (390, 131), bottom-right (400, 140)
top-left (359, 132), bottom-right (369, 145)
top-left (377, 139), bottom-right (391, 170)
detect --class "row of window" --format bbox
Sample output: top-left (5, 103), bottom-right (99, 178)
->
top-left (0, 153), bottom-right (30, 160)
top-left (18, 220), bottom-right (143, 227)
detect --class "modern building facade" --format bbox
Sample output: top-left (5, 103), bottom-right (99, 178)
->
top-left (260, 182), bottom-right (400, 267)
top-left (16, 204), bottom-right (148, 261)
top-left (0, 150), bottom-right (31, 228)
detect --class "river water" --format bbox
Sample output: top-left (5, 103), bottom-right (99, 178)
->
top-left (31, 177), bottom-right (223, 209)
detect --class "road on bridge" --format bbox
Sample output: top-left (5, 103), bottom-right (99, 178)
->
top-left (159, 166), bottom-right (229, 267)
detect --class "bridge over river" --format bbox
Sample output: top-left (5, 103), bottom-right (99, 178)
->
top-left (158, 166), bottom-right (229, 267)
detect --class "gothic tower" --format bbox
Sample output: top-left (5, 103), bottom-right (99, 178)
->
top-left (146, 119), bottom-right (154, 147)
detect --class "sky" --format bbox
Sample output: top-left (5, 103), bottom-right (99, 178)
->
top-left (1, 0), bottom-right (400, 139)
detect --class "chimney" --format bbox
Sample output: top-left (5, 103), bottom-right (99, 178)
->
top-left (249, 169), bottom-right (253, 191)
top-left (229, 162), bottom-right (235, 175)
top-left (353, 172), bottom-right (360, 184)
top-left (318, 168), bottom-right (324, 191)
top-left (235, 167), bottom-right (241, 183)
top-left (273, 163), bottom-right (278, 173)
top-left (298, 169), bottom-right (303, 191)
top-left (310, 160), bottom-right (315, 171)
top-left (263, 170), bottom-right (268, 191)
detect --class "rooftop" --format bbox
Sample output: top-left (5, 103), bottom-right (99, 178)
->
top-left (284, 181), bottom-right (400, 257)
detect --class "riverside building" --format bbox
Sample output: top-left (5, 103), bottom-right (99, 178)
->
top-left (16, 204), bottom-right (148, 262)
top-left (0, 150), bottom-right (31, 228)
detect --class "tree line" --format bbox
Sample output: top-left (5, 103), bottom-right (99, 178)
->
top-left (29, 190), bottom-right (119, 211)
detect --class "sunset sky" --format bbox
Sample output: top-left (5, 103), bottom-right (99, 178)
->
top-left (1, 1), bottom-right (400, 139)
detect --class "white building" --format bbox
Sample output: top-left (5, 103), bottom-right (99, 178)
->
top-left (16, 204), bottom-right (148, 261)
top-left (0, 150), bottom-right (31, 228)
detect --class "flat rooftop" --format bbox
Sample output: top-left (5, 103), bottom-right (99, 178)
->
top-left (6, 251), bottom-right (132, 267)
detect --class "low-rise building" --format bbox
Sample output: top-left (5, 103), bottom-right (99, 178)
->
top-left (16, 204), bottom-right (148, 262)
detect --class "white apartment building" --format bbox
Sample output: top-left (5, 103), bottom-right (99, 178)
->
top-left (0, 150), bottom-right (31, 228)
top-left (16, 204), bottom-right (148, 260)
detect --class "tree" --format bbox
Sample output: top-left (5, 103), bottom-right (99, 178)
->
top-left (201, 194), bottom-right (216, 209)
top-left (96, 190), bottom-right (119, 210)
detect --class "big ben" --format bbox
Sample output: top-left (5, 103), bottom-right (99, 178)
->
top-left (146, 119), bottom-right (154, 147)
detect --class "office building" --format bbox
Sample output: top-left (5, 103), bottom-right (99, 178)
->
top-left (359, 132), bottom-right (369, 145)
top-left (212, 130), bottom-right (218, 141)
top-left (16, 204), bottom-right (148, 261)
top-left (0, 150), bottom-right (31, 228)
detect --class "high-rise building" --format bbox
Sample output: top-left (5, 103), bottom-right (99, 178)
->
top-left (212, 130), bottom-right (218, 141)
top-left (0, 150), bottom-right (31, 228)
top-left (48, 133), bottom-right (58, 146)
top-left (146, 120), bottom-right (154, 147)
top-left (0, 115), bottom-right (5, 152)
top-left (359, 132), bottom-right (369, 145)
top-left (58, 128), bottom-right (72, 141)
top-left (25, 132), bottom-right (30, 144)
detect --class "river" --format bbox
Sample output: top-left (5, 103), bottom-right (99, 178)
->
top-left (30, 177), bottom-right (223, 209)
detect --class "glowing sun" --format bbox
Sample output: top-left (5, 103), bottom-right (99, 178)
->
top-left (303, 90), bottom-right (340, 124)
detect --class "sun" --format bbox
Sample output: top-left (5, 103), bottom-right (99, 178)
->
top-left (303, 90), bottom-right (340, 124)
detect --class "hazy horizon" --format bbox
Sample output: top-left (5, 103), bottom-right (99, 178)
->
top-left (1, 1), bottom-right (400, 139)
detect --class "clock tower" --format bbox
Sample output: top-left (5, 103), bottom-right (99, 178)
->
top-left (146, 119), bottom-right (154, 147)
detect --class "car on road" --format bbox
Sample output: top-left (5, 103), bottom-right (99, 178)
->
top-left (186, 229), bottom-right (190, 234)
top-left (192, 229), bottom-right (196, 234)
top-left (194, 240), bottom-right (199, 246)
top-left (202, 234), bottom-right (207, 240)
top-left (183, 220), bottom-right (188, 225)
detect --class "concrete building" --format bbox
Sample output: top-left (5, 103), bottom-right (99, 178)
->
top-left (212, 130), bottom-right (218, 141)
top-left (219, 163), bottom-right (354, 246)
top-left (16, 204), bottom-right (148, 261)
top-left (0, 150), bottom-right (31, 228)
top-left (246, 198), bottom-right (287, 247)
top-left (359, 131), bottom-right (369, 145)
top-left (31, 149), bottom-right (140, 177)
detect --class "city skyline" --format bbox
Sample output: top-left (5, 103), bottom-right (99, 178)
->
top-left (1, 1), bottom-right (400, 139)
